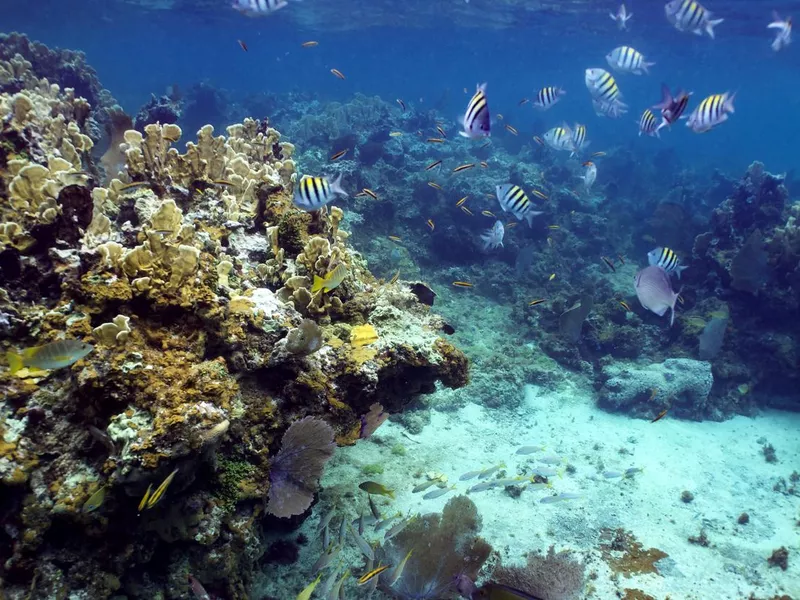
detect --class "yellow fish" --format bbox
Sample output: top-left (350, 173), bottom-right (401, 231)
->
top-left (82, 485), bottom-right (107, 513)
top-left (145, 468), bottom-right (179, 510)
top-left (389, 131), bottom-right (403, 137)
top-left (548, 273), bottom-right (556, 281)
top-left (359, 481), bottom-right (395, 498)
top-left (312, 263), bottom-right (348, 294)
top-left (351, 324), bottom-right (379, 347)
top-left (357, 564), bottom-right (390, 585)
top-left (7, 339), bottom-right (94, 374)
top-left (296, 573), bottom-right (322, 600)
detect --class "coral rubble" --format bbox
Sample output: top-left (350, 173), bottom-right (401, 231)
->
top-left (0, 55), bottom-right (468, 598)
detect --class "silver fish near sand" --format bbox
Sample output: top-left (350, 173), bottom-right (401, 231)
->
top-left (540, 492), bottom-right (582, 503)
top-left (602, 470), bottom-right (624, 479)
top-left (459, 470), bottom-right (483, 481)
top-left (481, 220), bottom-right (505, 251)
top-left (665, 0), bottom-right (723, 39)
top-left (531, 466), bottom-right (559, 477)
top-left (423, 484), bottom-right (456, 500)
top-left (634, 265), bottom-right (680, 326)
top-left (515, 445), bottom-right (545, 455)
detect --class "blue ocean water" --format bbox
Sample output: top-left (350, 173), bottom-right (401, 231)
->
top-left (2, 1), bottom-right (800, 599)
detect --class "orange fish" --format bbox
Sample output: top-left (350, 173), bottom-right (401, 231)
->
top-left (452, 281), bottom-right (473, 287)
top-left (480, 161), bottom-right (488, 168)
top-left (426, 219), bottom-right (435, 231)
top-left (506, 222), bottom-right (518, 228)
top-left (388, 236), bottom-right (402, 243)
top-left (453, 163), bottom-right (475, 173)
top-left (481, 210), bottom-right (496, 218)
top-left (330, 68), bottom-right (346, 80)
top-left (529, 298), bottom-right (546, 307)
top-left (648, 388), bottom-right (659, 402)
top-left (619, 300), bottom-right (632, 312)
top-left (533, 136), bottom-right (545, 146)
top-left (651, 408), bottom-right (668, 423)
top-left (617, 254), bottom-right (626, 265)
top-left (548, 273), bottom-right (556, 281)
top-left (436, 126), bottom-right (447, 138)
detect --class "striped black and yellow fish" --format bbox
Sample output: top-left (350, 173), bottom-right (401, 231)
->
top-left (570, 123), bottom-right (589, 156)
top-left (496, 184), bottom-right (543, 227)
top-left (533, 86), bottom-right (565, 110)
top-left (647, 246), bottom-right (688, 279)
top-left (460, 83), bottom-right (491, 139)
top-left (584, 68), bottom-right (627, 118)
top-left (606, 46), bottom-right (655, 75)
top-left (639, 109), bottom-right (659, 138)
top-left (686, 92), bottom-right (735, 133)
top-left (293, 174), bottom-right (348, 211)
top-left (665, 0), bottom-right (723, 39)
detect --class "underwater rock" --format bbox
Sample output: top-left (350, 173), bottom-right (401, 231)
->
top-left (698, 316), bottom-right (728, 360)
top-left (600, 358), bottom-right (714, 420)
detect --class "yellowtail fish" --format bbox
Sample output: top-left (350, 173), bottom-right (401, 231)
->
top-left (389, 131), bottom-right (403, 137)
top-left (138, 484), bottom-right (152, 514)
top-left (619, 300), bottom-right (632, 312)
top-left (428, 182), bottom-right (442, 190)
top-left (591, 151), bottom-right (607, 158)
top-left (460, 206), bottom-right (473, 216)
top-left (617, 254), bottom-right (626, 265)
top-left (388, 235), bottom-right (402, 243)
top-left (212, 179), bottom-right (235, 187)
top-left (533, 135), bottom-right (545, 146)
top-left (357, 564), bottom-right (390, 585)
top-left (330, 149), bottom-right (348, 161)
top-left (453, 163), bottom-right (475, 173)
top-left (119, 181), bottom-right (150, 191)
top-left (354, 191), bottom-right (371, 198)
top-left (311, 263), bottom-right (348, 294)
top-left (506, 222), bottom-right (518, 228)
top-left (459, 469), bottom-right (483, 481)
top-left (424, 485), bottom-right (455, 500)
top-left (425, 160), bottom-right (442, 171)
top-left (426, 219), bottom-right (435, 231)
top-left (436, 125), bottom-right (447, 138)
top-left (456, 196), bottom-right (468, 207)
top-left (82, 485), bottom-right (107, 513)
top-left (478, 463), bottom-right (505, 479)
top-left (518, 97), bottom-right (530, 106)
top-left (359, 481), bottom-right (395, 498)
top-left (548, 273), bottom-right (556, 281)
top-left (480, 161), bottom-right (488, 168)
top-left (7, 339), bottom-right (94, 374)
top-left (427, 137), bottom-right (445, 144)
top-left (452, 281), bottom-right (473, 288)
top-left (362, 188), bottom-right (378, 200)
top-left (481, 210), bottom-right (496, 218)
top-left (547, 224), bottom-right (560, 229)
top-left (529, 299), bottom-right (546, 307)
top-left (389, 270), bottom-right (400, 285)
top-left (296, 573), bottom-right (322, 600)
top-left (540, 492), bottom-right (582, 503)
top-left (301, 41), bottom-right (319, 47)
top-left (330, 68), bottom-right (346, 80)
top-left (145, 468), bottom-right (179, 511)
top-left (351, 324), bottom-right (379, 347)
top-left (504, 124), bottom-right (518, 135)
top-left (601, 256), bottom-right (616, 272)
top-left (412, 479), bottom-right (441, 493)
top-left (385, 550), bottom-right (413, 586)
top-left (532, 190), bottom-right (548, 200)
top-left (396, 98), bottom-right (406, 111)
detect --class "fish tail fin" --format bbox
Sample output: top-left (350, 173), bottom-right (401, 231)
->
top-left (609, 12), bottom-right (616, 20)
top-left (706, 17), bottom-right (723, 39)
top-left (724, 91), bottom-right (736, 114)
top-left (525, 212), bottom-right (543, 227)
top-left (311, 275), bottom-right (326, 294)
top-left (6, 352), bottom-right (23, 374)
top-left (329, 173), bottom-right (347, 198)
top-left (643, 61), bottom-right (655, 74)
top-left (654, 83), bottom-right (672, 109)
top-left (676, 265), bottom-right (688, 279)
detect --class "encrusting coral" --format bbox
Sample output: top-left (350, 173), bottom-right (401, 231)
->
top-left (0, 55), bottom-right (469, 599)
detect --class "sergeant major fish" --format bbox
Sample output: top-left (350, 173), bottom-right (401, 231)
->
top-left (480, 220), bottom-right (505, 251)
top-left (294, 174), bottom-right (348, 211)
top-left (639, 109), bottom-right (660, 137)
top-left (542, 126), bottom-right (574, 152)
top-left (665, 0), bottom-right (723, 39)
top-left (533, 86), bottom-right (566, 110)
top-left (606, 46), bottom-right (655, 75)
top-left (570, 123), bottom-right (589, 156)
top-left (460, 83), bottom-right (491, 139)
top-left (232, 0), bottom-right (289, 16)
top-left (686, 92), bottom-right (735, 133)
top-left (610, 3), bottom-right (633, 29)
top-left (496, 184), bottom-right (544, 227)
top-left (584, 69), bottom-right (628, 118)
top-left (648, 246), bottom-right (688, 278)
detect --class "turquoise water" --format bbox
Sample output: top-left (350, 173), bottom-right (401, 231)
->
top-left (1, 1), bottom-right (799, 599)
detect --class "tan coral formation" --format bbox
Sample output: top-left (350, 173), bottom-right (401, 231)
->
top-left (0, 66), bottom-right (468, 599)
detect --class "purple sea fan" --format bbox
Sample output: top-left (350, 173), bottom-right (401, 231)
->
top-left (266, 416), bottom-right (336, 518)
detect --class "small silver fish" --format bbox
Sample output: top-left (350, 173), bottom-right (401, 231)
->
top-left (540, 492), bottom-right (582, 504)
top-left (539, 455), bottom-right (564, 465)
top-left (478, 463), bottom-right (505, 479)
top-left (459, 470), bottom-right (483, 481)
top-left (412, 479), bottom-right (440, 493)
top-left (423, 485), bottom-right (456, 500)
top-left (348, 524), bottom-right (375, 560)
top-left (374, 513), bottom-right (400, 532)
top-left (384, 517), bottom-right (413, 540)
top-left (468, 481), bottom-right (500, 493)
top-left (625, 467), bottom-right (644, 476)
top-left (531, 466), bottom-right (559, 477)
top-left (516, 445), bottom-right (545, 455)
top-left (602, 470), bottom-right (624, 479)
top-left (313, 545), bottom-right (341, 573)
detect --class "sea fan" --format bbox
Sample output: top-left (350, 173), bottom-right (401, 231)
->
top-left (266, 416), bottom-right (336, 518)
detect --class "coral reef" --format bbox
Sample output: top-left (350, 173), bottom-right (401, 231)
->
top-left (491, 545), bottom-right (586, 600)
top-left (600, 358), bottom-right (714, 420)
top-left (0, 61), bottom-right (469, 599)
top-left (599, 528), bottom-right (668, 578)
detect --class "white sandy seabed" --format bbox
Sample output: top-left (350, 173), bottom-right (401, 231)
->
top-left (295, 380), bottom-right (800, 600)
